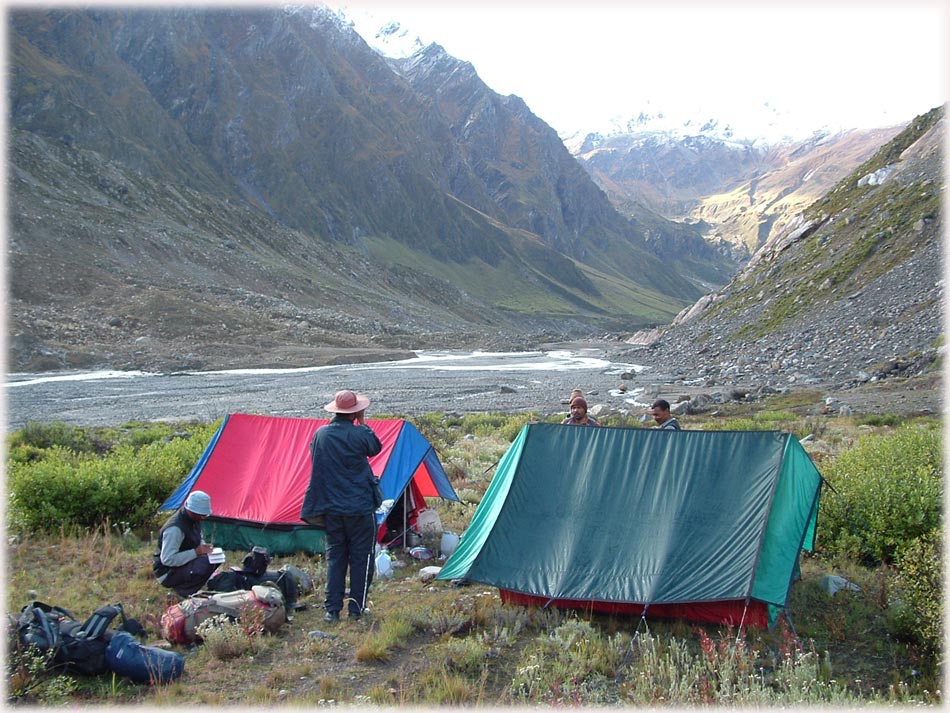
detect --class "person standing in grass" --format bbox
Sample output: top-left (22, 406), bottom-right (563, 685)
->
top-left (300, 389), bottom-right (382, 622)
top-left (153, 490), bottom-right (220, 597)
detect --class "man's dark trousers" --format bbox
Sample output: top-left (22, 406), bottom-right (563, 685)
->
top-left (161, 556), bottom-right (220, 597)
top-left (324, 513), bottom-right (376, 617)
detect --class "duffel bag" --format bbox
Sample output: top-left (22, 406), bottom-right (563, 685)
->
top-left (106, 631), bottom-right (184, 684)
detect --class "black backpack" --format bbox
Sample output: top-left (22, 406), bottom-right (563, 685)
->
top-left (16, 601), bottom-right (143, 676)
top-left (241, 546), bottom-right (272, 576)
top-left (16, 601), bottom-right (70, 656)
top-left (207, 567), bottom-right (298, 607)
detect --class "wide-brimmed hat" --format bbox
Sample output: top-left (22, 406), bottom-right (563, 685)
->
top-left (325, 389), bottom-right (371, 413)
top-left (184, 490), bottom-right (212, 516)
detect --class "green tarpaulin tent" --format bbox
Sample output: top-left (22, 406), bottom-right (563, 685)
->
top-left (438, 424), bottom-right (821, 627)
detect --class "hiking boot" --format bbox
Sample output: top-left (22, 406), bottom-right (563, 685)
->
top-left (347, 612), bottom-right (361, 621)
top-left (323, 611), bottom-right (340, 622)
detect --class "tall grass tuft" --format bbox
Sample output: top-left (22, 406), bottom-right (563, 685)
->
top-left (196, 615), bottom-right (258, 660)
top-left (354, 613), bottom-right (415, 662)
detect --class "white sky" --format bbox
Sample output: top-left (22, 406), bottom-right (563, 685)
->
top-left (333, 0), bottom-right (948, 139)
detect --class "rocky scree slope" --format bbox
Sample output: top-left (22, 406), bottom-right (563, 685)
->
top-left (620, 108), bottom-right (944, 411)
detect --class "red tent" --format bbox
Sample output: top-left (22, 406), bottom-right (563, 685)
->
top-left (160, 413), bottom-right (458, 554)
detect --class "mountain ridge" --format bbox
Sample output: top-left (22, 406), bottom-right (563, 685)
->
top-left (9, 7), bottom-right (735, 372)
top-left (8, 5), bottom-right (940, 399)
top-left (571, 125), bottom-right (906, 258)
top-left (620, 107), bottom-right (944, 402)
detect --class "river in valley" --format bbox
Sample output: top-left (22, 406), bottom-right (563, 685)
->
top-left (5, 349), bottom-right (655, 430)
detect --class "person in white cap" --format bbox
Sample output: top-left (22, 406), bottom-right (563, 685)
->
top-left (300, 389), bottom-right (382, 622)
top-left (152, 490), bottom-right (221, 597)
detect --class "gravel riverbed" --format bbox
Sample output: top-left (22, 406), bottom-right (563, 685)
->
top-left (6, 338), bottom-right (941, 432)
top-left (5, 343), bottom-right (657, 430)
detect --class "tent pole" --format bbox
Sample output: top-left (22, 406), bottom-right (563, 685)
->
top-left (402, 488), bottom-right (408, 552)
top-left (736, 599), bottom-right (751, 643)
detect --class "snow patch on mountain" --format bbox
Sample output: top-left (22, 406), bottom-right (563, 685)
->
top-left (562, 103), bottom-right (849, 151)
top-left (329, 4), bottom-right (427, 58)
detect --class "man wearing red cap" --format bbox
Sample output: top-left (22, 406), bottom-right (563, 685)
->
top-left (561, 396), bottom-right (600, 426)
top-left (301, 389), bottom-right (382, 622)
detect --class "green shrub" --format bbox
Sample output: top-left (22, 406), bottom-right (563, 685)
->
top-left (703, 418), bottom-right (775, 432)
top-left (856, 414), bottom-right (904, 428)
top-left (9, 421), bottom-right (96, 453)
top-left (888, 529), bottom-right (943, 658)
top-left (7, 422), bottom-right (218, 533)
top-left (818, 424), bottom-right (941, 564)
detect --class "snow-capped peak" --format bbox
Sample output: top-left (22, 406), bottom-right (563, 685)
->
top-left (328, 4), bottom-right (428, 59)
top-left (561, 102), bottom-right (845, 150)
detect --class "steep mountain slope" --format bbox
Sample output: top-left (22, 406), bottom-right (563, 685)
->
top-left (629, 107), bottom-right (944, 395)
top-left (8, 7), bottom-right (733, 372)
top-left (572, 127), bottom-right (903, 258)
top-left (389, 45), bottom-right (731, 293)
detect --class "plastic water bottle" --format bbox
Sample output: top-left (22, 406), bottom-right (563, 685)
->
top-left (440, 531), bottom-right (460, 557)
top-left (375, 548), bottom-right (393, 578)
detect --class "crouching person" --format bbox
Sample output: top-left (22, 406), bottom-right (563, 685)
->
top-left (153, 490), bottom-right (220, 597)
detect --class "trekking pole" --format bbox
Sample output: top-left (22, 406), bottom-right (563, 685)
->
top-left (361, 550), bottom-right (372, 616)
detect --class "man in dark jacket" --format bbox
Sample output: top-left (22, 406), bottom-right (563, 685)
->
top-left (300, 389), bottom-right (383, 622)
top-left (153, 490), bottom-right (220, 597)
top-left (648, 398), bottom-right (682, 430)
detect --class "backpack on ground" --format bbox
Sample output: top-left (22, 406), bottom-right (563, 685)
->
top-left (241, 546), bottom-right (272, 577)
top-left (58, 604), bottom-right (121, 676)
top-left (15, 601), bottom-right (71, 661)
top-left (220, 584), bottom-right (287, 633)
top-left (208, 560), bottom-right (300, 609)
top-left (205, 569), bottom-right (245, 593)
top-left (16, 601), bottom-right (141, 676)
top-left (242, 570), bottom-right (299, 608)
top-left (106, 631), bottom-right (185, 684)
top-left (279, 563), bottom-right (314, 594)
top-left (160, 593), bottom-right (242, 645)
top-left (160, 586), bottom-right (286, 645)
